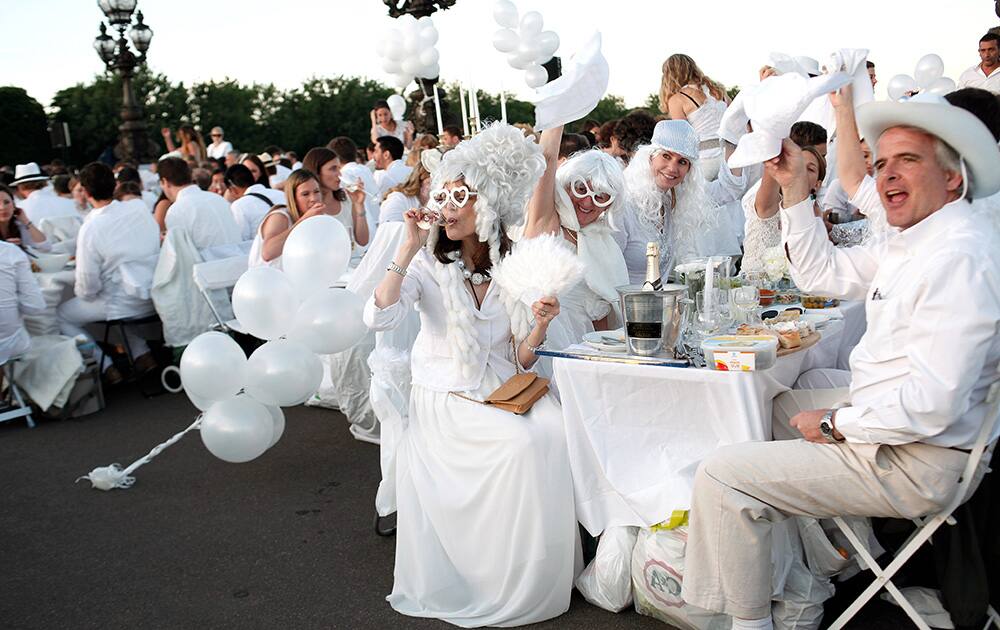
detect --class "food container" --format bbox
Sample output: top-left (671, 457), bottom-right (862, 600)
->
top-left (801, 295), bottom-right (840, 309)
top-left (701, 335), bottom-right (778, 371)
top-left (616, 284), bottom-right (687, 356)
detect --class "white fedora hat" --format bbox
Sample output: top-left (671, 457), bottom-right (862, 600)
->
top-left (651, 120), bottom-right (700, 161)
top-left (10, 162), bottom-right (49, 185)
top-left (858, 94), bottom-right (1000, 199)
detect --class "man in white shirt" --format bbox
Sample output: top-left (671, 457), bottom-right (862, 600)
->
top-left (682, 98), bottom-right (1000, 629)
top-left (329, 136), bottom-right (380, 239)
top-left (57, 163), bottom-right (161, 383)
top-left (958, 32), bottom-right (1000, 94)
top-left (11, 163), bottom-right (79, 224)
top-left (206, 127), bottom-right (234, 160)
top-left (225, 163), bottom-right (284, 241)
top-left (371, 135), bottom-right (412, 202)
top-left (159, 157), bottom-right (241, 251)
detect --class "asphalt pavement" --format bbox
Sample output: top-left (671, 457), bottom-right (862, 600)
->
top-left (0, 385), bottom-right (904, 629)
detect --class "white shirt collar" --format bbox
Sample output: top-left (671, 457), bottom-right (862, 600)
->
top-left (175, 185), bottom-right (199, 201)
top-left (893, 198), bottom-right (970, 254)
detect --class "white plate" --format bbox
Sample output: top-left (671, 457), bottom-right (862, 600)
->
top-left (582, 328), bottom-right (627, 353)
top-left (799, 313), bottom-right (832, 327)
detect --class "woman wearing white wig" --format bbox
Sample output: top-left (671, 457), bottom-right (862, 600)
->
top-left (523, 125), bottom-right (629, 349)
top-left (364, 122), bottom-right (579, 627)
top-left (615, 119), bottom-right (746, 283)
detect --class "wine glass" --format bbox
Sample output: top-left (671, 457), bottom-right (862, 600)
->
top-left (731, 285), bottom-right (760, 325)
top-left (694, 289), bottom-right (723, 338)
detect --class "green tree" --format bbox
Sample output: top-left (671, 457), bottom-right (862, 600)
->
top-left (188, 79), bottom-right (267, 153)
top-left (50, 69), bottom-right (187, 164)
top-left (0, 87), bottom-right (50, 166)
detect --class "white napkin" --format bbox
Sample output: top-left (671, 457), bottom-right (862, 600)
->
top-left (798, 49), bottom-right (874, 137)
top-left (727, 72), bottom-right (852, 169)
top-left (533, 32), bottom-right (609, 132)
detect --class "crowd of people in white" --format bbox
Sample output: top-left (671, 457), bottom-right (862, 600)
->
top-left (3, 26), bottom-right (1000, 630)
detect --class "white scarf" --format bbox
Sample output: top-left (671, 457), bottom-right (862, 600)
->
top-left (555, 188), bottom-right (630, 302)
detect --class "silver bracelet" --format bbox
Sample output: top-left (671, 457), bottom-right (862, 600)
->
top-left (387, 261), bottom-right (407, 277)
top-left (527, 338), bottom-right (545, 354)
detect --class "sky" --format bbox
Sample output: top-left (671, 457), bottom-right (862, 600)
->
top-left (2, 0), bottom-right (996, 111)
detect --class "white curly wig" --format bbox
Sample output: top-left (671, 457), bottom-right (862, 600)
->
top-left (424, 122), bottom-right (546, 379)
top-left (622, 144), bottom-right (722, 267)
top-left (554, 148), bottom-right (626, 230)
top-left (427, 121), bottom-right (546, 267)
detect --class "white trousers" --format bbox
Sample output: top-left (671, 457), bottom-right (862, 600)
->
top-left (682, 369), bottom-right (971, 619)
top-left (57, 297), bottom-right (150, 370)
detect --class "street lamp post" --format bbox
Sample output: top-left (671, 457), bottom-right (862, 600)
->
top-left (382, 0), bottom-right (458, 136)
top-left (94, 0), bottom-right (154, 162)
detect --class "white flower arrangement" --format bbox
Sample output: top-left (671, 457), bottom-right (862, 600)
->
top-left (762, 245), bottom-right (789, 283)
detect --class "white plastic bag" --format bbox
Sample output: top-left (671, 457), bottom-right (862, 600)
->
top-left (881, 587), bottom-right (955, 629)
top-left (772, 519), bottom-right (835, 630)
top-left (575, 526), bottom-right (638, 612)
top-left (631, 527), bottom-right (731, 630)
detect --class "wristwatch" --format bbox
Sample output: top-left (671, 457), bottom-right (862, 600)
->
top-left (819, 409), bottom-right (843, 443)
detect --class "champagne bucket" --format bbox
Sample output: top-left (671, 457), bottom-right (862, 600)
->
top-left (616, 284), bottom-right (687, 356)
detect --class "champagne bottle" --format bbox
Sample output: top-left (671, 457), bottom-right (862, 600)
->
top-left (641, 242), bottom-right (662, 291)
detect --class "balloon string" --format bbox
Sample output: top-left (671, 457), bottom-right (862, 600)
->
top-left (121, 415), bottom-right (203, 476)
top-left (76, 415), bottom-right (203, 490)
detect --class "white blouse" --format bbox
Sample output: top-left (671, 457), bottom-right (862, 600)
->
top-left (364, 249), bottom-right (521, 393)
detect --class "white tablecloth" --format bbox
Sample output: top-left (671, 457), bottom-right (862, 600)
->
top-left (556, 317), bottom-right (851, 536)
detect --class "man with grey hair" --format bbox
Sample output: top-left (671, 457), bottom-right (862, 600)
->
top-left (682, 96), bottom-right (1000, 630)
top-left (206, 126), bottom-right (233, 160)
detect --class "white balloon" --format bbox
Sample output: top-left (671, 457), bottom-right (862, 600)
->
top-left (245, 339), bottom-right (323, 407)
top-left (384, 38), bottom-right (404, 61)
top-left (493, 0), bottom-right (518, 28)
top-left (200, 396), bottom-right (273, 463)
top-left (886, 74), bottom-right (917, 101)
top-left (914, 54), bottom-right (945, 89)
top-left (508, 52), bottom-right (531, 71)
top-left (282, 215), bottom-right (351, 300)
top-left (524, 63), bottom-right (549, 88)
top-left (186, 390), bottom-right (217, 412)
top-left (266, 406), bottom-right (285, 448)
top-left (419, 47), bottom-right (440, 67)
top-left (398, 14), bottom-right (418, 28)
top-left (403, 34), bottom-right (421, 54)
top-left (420, 62), bottom-right (440, 80)
top-left (417, 15), bottom-right (433, 27)
top-left (180, 331), bottom-right (247, 403)
top-left (232, 267), bottom-right (298, 341)
top-left (419, 26), bottom-right (438, 47)
top-left (536, 30), bottom-right (560, 61)
top-left (381, 57), bottom-right (402, 75)
top-left (387, 94), bottom-right (407, 120)
top-left (512, 39), bottom-right (540, 67)
top-left (393, 74), bottom-right (414, 90)
top-left (519, 11), bottom-right (544, 36)
top-left (493, 28), bottom-right (519, 53)
top-left (288, 288), bottom-right (367, 355)
top-left (926, 76), bottom-right (957, 96)
top-left (401, 56), bottom-right (422, 76)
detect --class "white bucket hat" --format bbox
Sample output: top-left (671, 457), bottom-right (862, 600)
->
top-left (858, 93), bottom-right (1000, 199)
top-left (11, 162), bottom-right (49, 185)
top-left (650, 120), bottom-right (700, 161)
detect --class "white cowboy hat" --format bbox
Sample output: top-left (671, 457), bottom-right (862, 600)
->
top-left (857, 93), bottom-right (1000, 199)
top-left (257, 152), bottom-right (276, 167)
top-left (10, 162), bottom-right (49, 185)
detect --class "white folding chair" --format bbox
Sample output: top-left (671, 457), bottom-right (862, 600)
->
top-left (827, 366), bottom-right (1000, 630)
top-left (191, 256), bottom-right (247, 334)
top-left (1, 359), bottom-right (35, 428)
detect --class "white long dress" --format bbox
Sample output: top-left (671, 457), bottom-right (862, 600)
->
top-left (364, 249), bottom-right (579, 627)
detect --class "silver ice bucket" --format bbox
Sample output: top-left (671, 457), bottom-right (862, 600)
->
top-left (615, 284), bottom-right (687, 356)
